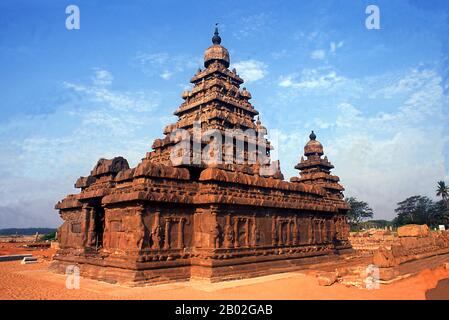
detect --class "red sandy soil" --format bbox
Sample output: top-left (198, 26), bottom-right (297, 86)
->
top-left (0, 243), bottom-right (448, 300)
top-left (0, 242), bottom-right (56, 257)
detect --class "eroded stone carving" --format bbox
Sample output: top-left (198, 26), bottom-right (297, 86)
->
top-left (223, 215), bottom-right (234, 248)
top-left (151, 212), bottom-right (162, 250)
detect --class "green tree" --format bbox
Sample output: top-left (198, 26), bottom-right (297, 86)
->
top-left (393, 195), bottom-right (433, 227)
top-left (429, 200), bottom-right (449, 228)
top-left (345, 197), bottom-right (374, 228)
top-left (40, 231), bottom-right (56, 241)
top-left (436, 181), bottom-right (449, 208)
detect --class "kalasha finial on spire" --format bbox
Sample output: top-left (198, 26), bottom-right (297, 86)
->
top-left (212, 23), bottom-right (222, 45)
top-left (309, 130), bottom-right (316, 140)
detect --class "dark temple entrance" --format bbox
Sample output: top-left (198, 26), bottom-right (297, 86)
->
top-left (93, 206), bottom-right (105, 249)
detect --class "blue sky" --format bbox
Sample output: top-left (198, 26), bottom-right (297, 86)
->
top-left (0, 0), bottom-right (448, 227)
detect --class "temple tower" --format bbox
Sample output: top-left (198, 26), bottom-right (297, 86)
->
top-left (291, 131), bottom-right (345, 200)
top-left (145, 27), bottom-right (281, 178)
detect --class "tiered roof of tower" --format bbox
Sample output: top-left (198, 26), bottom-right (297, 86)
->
top-left (145, 27), bottom-right (279, 177)
top-left (291, 131), bottom-right (345, 200)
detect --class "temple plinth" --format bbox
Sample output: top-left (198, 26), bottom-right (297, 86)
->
top-left (51, 29), bottom-right (352, 286)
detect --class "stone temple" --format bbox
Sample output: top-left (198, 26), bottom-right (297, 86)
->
top-left (52, 28), bottom-right (352, 285)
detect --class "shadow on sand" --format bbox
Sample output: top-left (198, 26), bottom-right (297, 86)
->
top-left (426, 278), bottom-right (449, 300)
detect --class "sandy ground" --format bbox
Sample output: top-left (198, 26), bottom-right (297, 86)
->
top-left (0, 242), bottom-right (54, 256)
top-left (1, 243), bottom-right (449, 300)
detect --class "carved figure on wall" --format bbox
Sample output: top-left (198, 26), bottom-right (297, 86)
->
top-left (250, 215), bottom-right (257, 246)
top-left (151, 213), bottom-right (162, 250)
top-left (307, 216), bottom-right (313, 244)
top-left (271, 216), bottom-right (278, 246)
top-left (223, 215), bottom-right (234, 248)
top-left (136, 213), bottom-right (146, 250)
top-left (293, 219), bottom-right (298, 245)
top-left (212, 222), bottom-right (221, 248)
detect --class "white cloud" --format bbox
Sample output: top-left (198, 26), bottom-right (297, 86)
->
top-left (63, 79), bottom-right (156, 113)
top-left (270, 66), bottom-right (447, 220)
top-left (135, 52), bottom-right (169, 65)
top-left (0, 69), bottom-right (164, 227)
top-left (161, 70), bottom-right (173, 80)
top-left (313, 118), bottom-right (333, 129)
top-left (293, 30), bottom-right (321, 42)
top-left (372, 68), bottom-right (436, 99)
top-left (309, 41), bottom-right (343, 61)
top-left (233, 13), bottom-right (271, 39)
top-left (276, 68), bottom-right (447, 220)
top-left (330, 41), bottom-right (344, 54)
top-left (133, 52), bottom-right (201, 78)
top-left (232, 60), bottom-right (268, 83)
top-left (92, 69), bottom-right (113, 86)
top-left (310, 49), bottom-right (326, 60)
top-left (328, 130), bottom-right (445, 220)
top-left (279, 68), bottom-right (346, 90)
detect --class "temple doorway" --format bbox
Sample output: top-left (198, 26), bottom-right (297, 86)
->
top-left (93, 206), bottom-right (105, 250)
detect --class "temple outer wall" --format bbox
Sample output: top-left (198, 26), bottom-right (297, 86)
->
top-left (52, 199), bottom-right (351, 286)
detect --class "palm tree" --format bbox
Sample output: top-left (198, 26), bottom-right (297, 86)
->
top-left (436, 181), bottom-right (449, 208)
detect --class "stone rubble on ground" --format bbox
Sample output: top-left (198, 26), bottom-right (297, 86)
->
top-left (316, 272), bottom-right (337, 286)
top-left (21, 256), bottom-right (38, 264)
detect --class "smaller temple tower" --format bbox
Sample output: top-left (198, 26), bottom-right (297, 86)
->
top-left (291, 131), bottom-right (345, 200)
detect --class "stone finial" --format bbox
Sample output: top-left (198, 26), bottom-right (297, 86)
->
top-left (204, 24), bottom-right (230, 68)
top-left (309, 130), bottom-right (316, 140)
top-left (212, 23), bottom-right (221, 45)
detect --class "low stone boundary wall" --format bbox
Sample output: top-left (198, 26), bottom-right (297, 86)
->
top-left (347, 225), bottom-right (449, 283)
top-left (0, 254), bottom-right (33, 262)
top-left (348, 229), bottom-right (396, 253)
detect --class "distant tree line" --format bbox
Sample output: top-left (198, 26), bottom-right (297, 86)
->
top-left (345, 180), bottom-right (449, 231)
top-left (0, 228), bottom-right (56, 236)
top-left (392, 180), bottom-right (449, 228)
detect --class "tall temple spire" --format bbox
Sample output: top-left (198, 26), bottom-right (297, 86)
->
top-left (212, 23), bottom-right (221, 45)
top-left (147, 28), bottom-right (278, 178)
